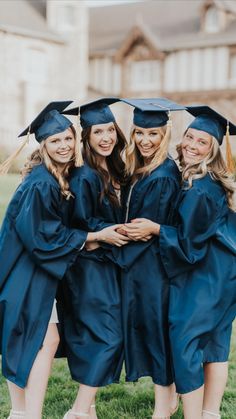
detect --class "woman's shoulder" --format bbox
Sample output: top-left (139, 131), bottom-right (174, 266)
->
top-left (151, 157), bottom-right (180, 181)
top-left (70, 164), bottom-right (101, 185)
top-left (18, 164), bottom-right (59, 198)
top-left (3, 165), bottom-right (59, 220)
top-left (191, 174), bottom-right (225, 201)
top-left (24, 164), bottom-right (58, 187)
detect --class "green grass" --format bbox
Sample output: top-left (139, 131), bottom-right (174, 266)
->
top-left (0, 175), bottom-right (235, 418)
top-left (0, 356), bottom-right (235, 419)
top-left (0, 174), bottom-right (20, 223)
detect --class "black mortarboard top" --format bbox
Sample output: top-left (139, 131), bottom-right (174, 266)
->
top-left (186, 105), bottom-right (236, 145)
top-left (121, 98), bottom-right (186, 128)
top-left (63, 97), bottom-right (120, 129)
top-left (18, 101), bottom-right (73, 143)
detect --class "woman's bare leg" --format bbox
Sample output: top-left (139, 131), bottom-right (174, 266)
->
top-left (7, 380), bottom-right (25, 414)
top-left (66, 385), bottom-right (98, 418)
top-left (24, 323), bottom-right (59, 419)
top-left (181, 385), bottom-right (204, 419)
top-left (89, 397), bottom-right (98, 419)
top-left (202, 362), bottom-right (228, 418)
top-left (153, 384), bottom-right (176, 418)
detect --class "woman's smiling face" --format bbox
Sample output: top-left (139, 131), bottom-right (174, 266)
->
top-left (134, 126), bottom-right (162, 159)
top-left (89, 122), bottom-right (117, 158)
top-left (45, 128), bottom-right (75, 167)
top-left (182, 128), bottom-right (212, 164)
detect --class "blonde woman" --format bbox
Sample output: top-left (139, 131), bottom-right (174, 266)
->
top-left (151, 106), bottom-right (236, 419)
top-left (112, 98), bottom-right (185, 419)
top-left (0, 102), bottom-right (112, 419)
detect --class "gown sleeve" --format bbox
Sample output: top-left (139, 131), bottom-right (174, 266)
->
top-left (215, 209), bottom-right (236, 255)
top-left (70, 174), bottom-right (113, 232)
top-left (14, 182), bottom-right (88, 280)
top-left (159, 186), bottom-right (222, 278)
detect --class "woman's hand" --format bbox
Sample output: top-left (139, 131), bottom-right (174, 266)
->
top-left (123, 218), bottom-right (160, 241)
top-left (96, 224), bottom-right (131, 247)
top-left (85, 241), bottom-right (100, 251)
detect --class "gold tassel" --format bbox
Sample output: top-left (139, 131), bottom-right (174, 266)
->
top-left (225, 121), bottom-right (235, 174)
top-left (74, 109), bottom-right (83, 167)
top-left (167, 110), bottom-right (172, 128)
top-left (166, 110), bottom-right (172, 137)
top-left (0, 128), bottom-right (30, 175)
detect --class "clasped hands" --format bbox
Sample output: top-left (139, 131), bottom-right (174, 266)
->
top-left (85, 219), bottom-right (160, 250)
top-left (117, 218), bottom-right (160, 242)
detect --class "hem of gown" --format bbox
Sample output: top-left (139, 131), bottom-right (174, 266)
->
top-left (203, 357), bottom-right (229, 363)
top-left (2, 295), bottom-right (57, 389)
top-left (3, 375), bottom-right (26, 389)
top-left (71, 374), bottom-right (121, 387)
top-left (176, 379), bottom-right (204, 394)
top-left (125, 372), bottom-right (173, 387)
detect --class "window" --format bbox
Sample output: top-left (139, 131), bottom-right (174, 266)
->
top-left (205, 7), bottom-right (220, 33)
top-left (229, 54), bottom-right (236, 86)
top-left (130, 60), bottom-right (161, 91)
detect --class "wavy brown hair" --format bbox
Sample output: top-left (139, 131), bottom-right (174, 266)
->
top-left (177, 132), bottom-right (236, 211)
top-left (82, 122), bottom-right (126, 206)
top-left (125, 122), bottom-right (172, 181)
top-left (21, 126), bottom-right (77, 200)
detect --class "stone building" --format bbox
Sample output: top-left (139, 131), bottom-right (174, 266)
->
top-left (0, 0), bottom-right (88, 150)
top-left (89, 0), bottom-right (236, 150)
top-left (0, 0), bottom-right (235, 154)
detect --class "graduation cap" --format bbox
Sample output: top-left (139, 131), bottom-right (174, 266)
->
top-left (63, 97), bottom-right (120, 129)
top-left (121, 97), bottom-right (186, 128)
top-left (186, 105), bottom-right (236, 173)
top-left (0, 101), bottom-right (74, 175)
top-left (18, 101), bottom-right (73, 142)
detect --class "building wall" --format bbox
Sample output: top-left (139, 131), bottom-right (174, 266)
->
top-left (47, 0), bottom-right (89, 99)
top-left (164, 47), bottom-right (230, 92)
top-left (0, 31), bottom-right (63, 149)
top-left (0, 0), bottom-right (89, 151)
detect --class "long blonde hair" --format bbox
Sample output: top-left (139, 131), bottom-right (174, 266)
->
top-left (125, 123), bottom-right (171, 180)
top-left (21, 126), bottom-right (77, 200)
top-left (177, 135), bottom-right (236, 211)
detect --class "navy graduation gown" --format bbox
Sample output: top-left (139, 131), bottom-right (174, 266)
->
top-left (159, 174), bottom-right (236, 394)
top-left (0, 164), bottom-right (87, 388)
top-left (109, 158), bottom-right (180, 385)
top-left (61, 165), bottom-right (124, 387)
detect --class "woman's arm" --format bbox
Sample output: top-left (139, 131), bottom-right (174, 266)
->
top-left (158, 187), bottom-right (221, 278)
top-left (71, 173), bottom-right (130, 247)
top-left (15, 182), bottom-right (87, 280)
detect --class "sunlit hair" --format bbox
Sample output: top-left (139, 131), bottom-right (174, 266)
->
top-left (21, 126), bottom-right (77, 200)
top-left (125, 123), bottom-right (171, 180)
top-left (82, 121), bottom-right (126, 206)
top-left (177, 131), bottom-right (236, 211)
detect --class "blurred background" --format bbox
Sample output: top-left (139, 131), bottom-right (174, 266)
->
top-left (0, 0), bottom-right (236, 165)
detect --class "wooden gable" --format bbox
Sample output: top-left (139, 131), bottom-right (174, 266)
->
top-left (114, 25), bottom-right (164, 63)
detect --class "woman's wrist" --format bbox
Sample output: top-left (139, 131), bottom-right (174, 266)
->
top-left (152, 222), bottom-right (160, 235)
top-left (87, 232), bottom-right (100, 242)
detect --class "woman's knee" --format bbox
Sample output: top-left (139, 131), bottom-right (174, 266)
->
top-left (42, 324), bottom-right (60, 353)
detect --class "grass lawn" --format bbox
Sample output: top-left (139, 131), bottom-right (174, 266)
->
top-left (0, 175), bottom-right (235, 418)
top-left (0, 173), bottom-right (20, 222)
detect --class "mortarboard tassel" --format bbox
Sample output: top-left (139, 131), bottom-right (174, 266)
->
top-left (74, 109), bottom-right (84, 167)
top-left (167, 110), bottom-right (172, 129)
top-left (0, 128), bottom-right (30, 175)
top-left (165, 110), bottom-right (172, 141)
top-left (225, 121), bottom-right (235, 174)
